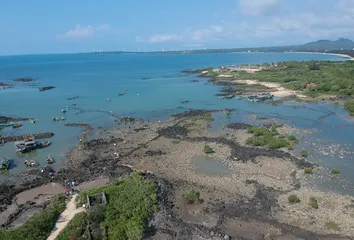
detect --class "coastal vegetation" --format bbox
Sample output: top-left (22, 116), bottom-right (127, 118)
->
top-left (246, 126), bottom-right (296, 149)
top-left (344, 101), bottom-right (354, 115)
top-left (331, 168), bottom-right (340, 174)
top-left (203, 112), bottom-right (215, 122)
top-left (182, 190), bottom-right (203, 204)
top-left (71, 173), bottom-right (158, 240)
top-left (304, 168), bottom-right (313, 174)
top-left (234, 61), bottom-right (354, 98)
top-left (0, 195), bottom-right (66, 240)
top-left (288, 195), bottom-right (301, 203)
top-left (300, 151), bottom-right (308, 158)
top-left (203, 144), bottom-right (215, 154)
top-left (310, 197), bottom-right (319, 209)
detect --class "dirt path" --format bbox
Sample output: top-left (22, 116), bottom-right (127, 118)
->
top-left (47, 195), bottom-right (85, 240)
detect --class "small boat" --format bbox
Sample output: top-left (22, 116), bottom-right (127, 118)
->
top-left (61, 109), bottom-right (66, 113)
top-left (61, 116), bottom-right (66, 121)
top-left (46, 155), bottom-right (54, 164)
top-left (107, 98), bottom-right (111, 101)
top-left (223, 95), bottom-right (235, 99)
top-left (118, 93), bottom-right (124, 96)
top-left (12, 123), bottom-right (22, 129)
top-left (74, 106), bottom-right (79, 109)
top-left (72, 103), bottom-right (77, 106)
top-left (38, 140), bottom-right (51, 148)
top-left (30, 119), bottom-right (36, 124)
top-left (15, 136), bottom-right (36, 153)
top-left (52, 117), bottom-right (59, 121)
top-left (65, 106), bottom-right (69, 108)
top-left (24, 159), bottom-right (38, 167)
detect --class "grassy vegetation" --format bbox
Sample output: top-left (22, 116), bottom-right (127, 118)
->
top-left (203, 112), bottom-right (215, 122)
top-left (344, 101), bottom-right (354, 115)
top-left (331, 168), bottom-right (340, 174)
top-left (246, 126), bottom-right (293, 149)
top-left (325, 221), bottom-right (341, 231)
top-left (235, 61), bottom-right (354, 96)
top-left (304, 168), bottom-right (313, 174)
top-left (300, 150), bottom-right (308, 158)
top-left (310, 197), bottom-right (318, 209)
top-left (72, 173), bottom-right (158, 240)
top-left (288, 195), bottom-right (301, 203)
top-left (0, 195), bottom-right (66, 240)
top-left (181, 190), bottom-right (203, 204)
top-left (203, 144), bottom-right (215, 154)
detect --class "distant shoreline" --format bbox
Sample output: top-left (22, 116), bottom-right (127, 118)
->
top-left (285, 51), bottom-right (354, 61)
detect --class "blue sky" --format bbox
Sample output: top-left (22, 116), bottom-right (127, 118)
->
top-left (1, 0), bottom-right (354, 55)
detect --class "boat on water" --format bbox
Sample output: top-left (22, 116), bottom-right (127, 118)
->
top-left (61, 109), bottom-right (66, 113)
top-left (52, 117), bottom-right (59, 121)
top-left (46, 155), bottom-right (54, 164)
top-left (38, 140), bottom-right (51, 148)
top-left (12, 123), bottom-right (22, 129)
top-left (24, 159), bottom-right (38, 167)
top-left (61, 116), bottom-right (66, 121)
top-left (107, 98), bottom-right (111, 101)
top-left (15, 135), bottom-right (36, 153)
top-left (0, 157), bottom-right (10, 170)
top-left (223, 95), bottom-right (235, 99)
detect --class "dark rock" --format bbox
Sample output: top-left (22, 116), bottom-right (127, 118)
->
top-left (13, 77), bottom-right (36, 82)
top-left (39, 86), bottom-right (56, 92)
top-left (190, 80), bottom-right (199, 83)
top-left (141, 77), bottom-right (151, 80)
top-left (65, 123), bottom-right (92, 131)
top-left (67, 96), bottom-right (80, 100)
top-left (180, 101), bottom-right (190, 104)
top-left (2, 132), bottom-right (54, 143)
top-left (226, 123), bottom-right (252, 130)
top-left (0, 116), bottom-right (30, 124)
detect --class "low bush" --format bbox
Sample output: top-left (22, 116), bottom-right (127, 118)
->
top-left (344, 101), bottom-right (354, 116)
top-left (246, 126), bottom-right (290, 149)
top-left (204, 144), bottom-right (215, 154)
top-left (300, 150), bottom-right (308, 158)
top-left (310, 197), bottom-right (318, 209)
top-left (304, 168), bottom-right (313, 174)
top-left (203, 112), bottom-right (214, 122)
top-left (288, 135), bottom-right (297, 141)
top-left (331, 168), bottom-right (340, 174)
top-left (0, 195), bottom-right (66, 240)
top-left (288, 194), bottom-right (301, 203)
top-left (182, 190), bottom-right (203, 204)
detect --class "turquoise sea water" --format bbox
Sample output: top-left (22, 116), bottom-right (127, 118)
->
top-left (1, 52), bottom-right (353, 195)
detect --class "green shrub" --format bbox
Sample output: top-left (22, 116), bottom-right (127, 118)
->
top-left (0, 195), bottom-right (66, 240)
top-left (288, 195), bottom-right (300, 203)
top-left (310, 197), bottom-right (318, 209)
top-left (325, 221), bottom-right (341, 231)
top-left (203, 112), bottom-right (214, 122)
top-left (76, 172), bottom-right (157, 240)
top-left (300, 150), bottom-right (308, 158)
top-left (304, 168), bottom-right (313, 174)
top-left (246, 127), bottom-right (290, 149)
top-left (288, 135), bottom-right (297, 141)
top-left (203, 144), bottom-right (215, 154)
top-left (182, 190), bottom-right (203, 204)
top-left (331, 168), bottom-right (340, 174)
top-left (344, 101), bottom-right (354, 116)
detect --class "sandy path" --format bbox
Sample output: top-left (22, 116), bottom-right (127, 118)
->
top-left (232, 79), bottom-right (307, 98)
top-left (47, 195), bottom-right (85, 240)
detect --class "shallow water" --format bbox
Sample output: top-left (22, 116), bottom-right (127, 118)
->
top-left (1, 52), bottom-right (354, 195)
top-left (192, 155), bottom-right (232, 176)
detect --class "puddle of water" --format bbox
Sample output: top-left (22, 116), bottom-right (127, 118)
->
top-left (192, 155), bottom-right (232, 176)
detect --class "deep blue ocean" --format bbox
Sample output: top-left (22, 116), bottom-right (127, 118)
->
top-left (1, 52), bottom-right (353, 195)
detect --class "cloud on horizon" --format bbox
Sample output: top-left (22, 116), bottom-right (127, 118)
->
top-left (140, 0), bottom-right (354, 47)
top-left (56, 24), bottom-right (111, 40)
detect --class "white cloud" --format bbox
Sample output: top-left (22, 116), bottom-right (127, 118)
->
top-left (147, 34), bottom-right (183, 43)
top-left (188, 25), bottom-right (223, 41)
top-left (57, 24), bottom-right (110, 39)
top-left (238, 0), bottom-right (280, 16)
